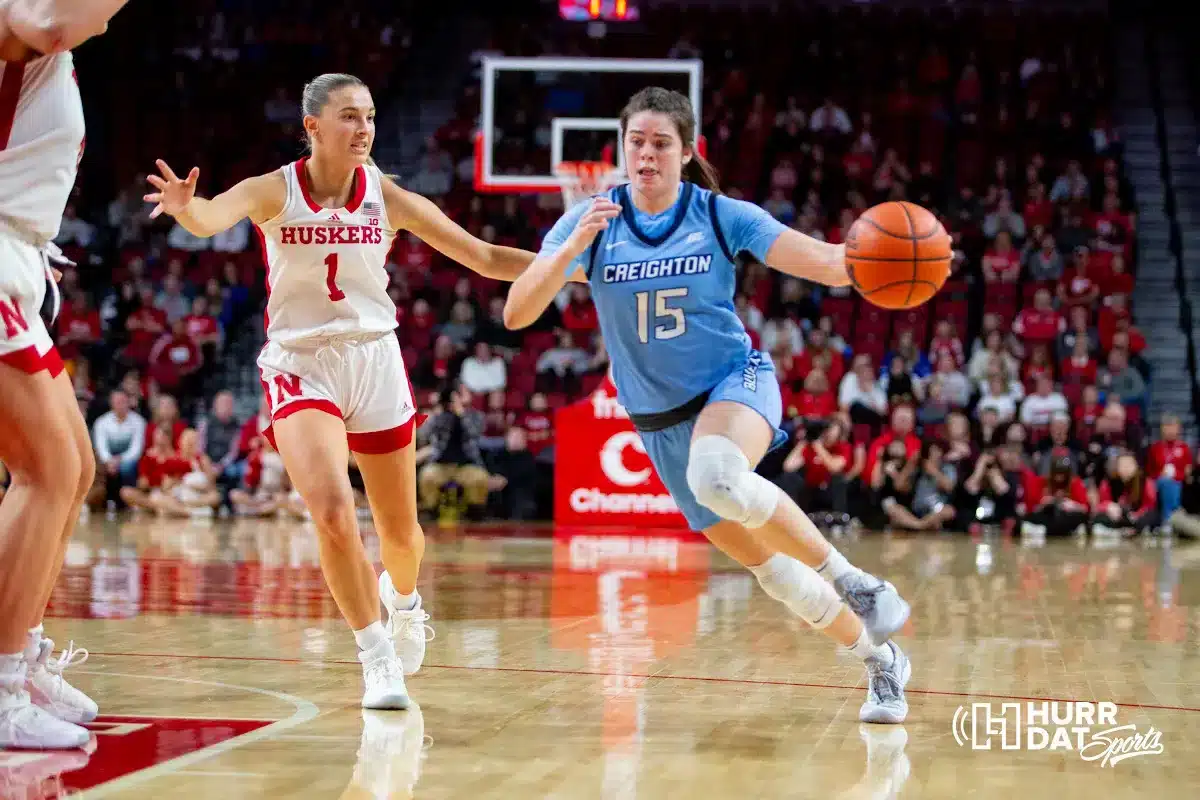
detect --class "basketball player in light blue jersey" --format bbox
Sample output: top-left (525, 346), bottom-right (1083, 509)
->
top-left (506, 88), bottom-right (911, 723)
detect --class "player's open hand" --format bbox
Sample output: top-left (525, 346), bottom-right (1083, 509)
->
top-left (565, 198), bottom-right (621, 256)
top-left (144, 159), bottom-right (199, 219)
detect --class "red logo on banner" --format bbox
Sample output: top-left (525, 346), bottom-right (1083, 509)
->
top-left (554, 383), bottom-right (689, 529)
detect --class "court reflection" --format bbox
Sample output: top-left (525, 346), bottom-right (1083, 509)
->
top-left (340, 707), bottom-right (428, 800)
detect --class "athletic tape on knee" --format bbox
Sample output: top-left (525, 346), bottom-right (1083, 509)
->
top-left (752, 555), bottom-right (843, 629)
top-left (686, 435), bottom-right (780, 528)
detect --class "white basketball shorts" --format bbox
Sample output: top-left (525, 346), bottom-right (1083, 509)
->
top-left (257, 332), bottom-right (422, 454)
top-left (0, 232), bottom-right (62, 376)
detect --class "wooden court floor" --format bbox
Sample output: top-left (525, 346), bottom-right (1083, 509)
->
top-left (4, 515), bottom-right (1200, 798)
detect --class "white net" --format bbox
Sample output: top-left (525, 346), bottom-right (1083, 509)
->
top-left (555, 161), bottom-right (623, 208)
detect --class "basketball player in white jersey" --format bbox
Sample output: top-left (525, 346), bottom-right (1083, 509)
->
top-left (144, 73), bottom-right (541, 709)
top-left (0, 0), bottom-right (130, 752)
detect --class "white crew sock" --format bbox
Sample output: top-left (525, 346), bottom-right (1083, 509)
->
top-left (353, 622), bottom-right (390, 653)
top-left (392, 590), bottom-right (418, 612)
top-left (24, 625), bottom-right (44, 662)
top-left (848, 628), bottom-right (893, 665)
top-left (815, 546), bottom-right (857, 582)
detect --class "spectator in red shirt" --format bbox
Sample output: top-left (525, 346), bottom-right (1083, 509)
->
top-left (1147, 414), bottom-right (1191, 521)
top-left (402, 298), bottom-right (436, 351)
top-left (981, 230), bottom-right (1021, 283)
top-left (118, 426), bottom-right (189, 510)
top-left (794, 369), bottom-right (837, 423)
top-left (1093, 192), bottom-right (1132, 256)
top-left (865, 405), bottom-right (922, 479)
top-left (560, 284), bottom-right (599, 338)
top-left (1094, 452), bottom-right (1158, 535)
top-left (146, 394), bottom-right (186, 450)
top-left (147, 319), bottom-right (204, 399)
top-left (1057, 247), bottom-right (1101, 309)
top-left (1073, 383), bottom-right (1101, 430)
top-left (777, 417), bottom-right (854, 519)
top-left (1021, 344), bottom-right (1056, 394)
top-left (1102, 253), bottom-right (1134, 297)
top-left (183, 296), bottom-right (221, 358)
top-left (790, 326), bottom-right (845, 388)
top-left (928, 320), bottom-right (965, 370)
top-left (1023, 181), bottom-right (1055, 230)
top-left (1059, 338), bottom-right (1098, 402)
top-left (55, 290), bottom-right (102, 364)
top-left (1021, 453), bottom-right (1090, 537)
top-left (124, 286), bottom-right (168, 365)
top-left (517, 393), bottom-right (555, 462)
top-left (1012, 288), bottom-right (1064, 347)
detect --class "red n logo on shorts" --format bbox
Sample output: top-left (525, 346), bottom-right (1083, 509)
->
top-left (271, 374), bottom-right (302, 406)
top-left (0, 297), bottom-right (29, 339)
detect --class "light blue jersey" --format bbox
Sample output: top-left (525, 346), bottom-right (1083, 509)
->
top-left (539, 182), bottom-right (789, 416)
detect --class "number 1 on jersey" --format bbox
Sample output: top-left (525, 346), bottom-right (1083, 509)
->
top-left (324, 253), bottom-right (346, 301)
top-left (635, 288), bottom-right (688, 343)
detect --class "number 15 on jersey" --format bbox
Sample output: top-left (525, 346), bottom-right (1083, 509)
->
top-left (635, 288), bottom-right (688, 344)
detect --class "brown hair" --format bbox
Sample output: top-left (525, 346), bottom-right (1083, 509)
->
top-left (619, 87), bottom-right (720, 192)
top-left (301, 73), bottom-right (392, 176)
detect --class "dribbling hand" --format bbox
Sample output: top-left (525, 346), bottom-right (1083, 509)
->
top-left (144, 159), bottom-right (200, 219)
top-left (564, 198), bottom-right (621, 257)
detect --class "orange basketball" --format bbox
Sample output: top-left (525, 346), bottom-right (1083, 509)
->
top-left (845, 201), bottom-right (952, 310)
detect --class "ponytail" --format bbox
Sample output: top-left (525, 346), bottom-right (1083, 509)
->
top-left (687, 152), bottom-right (721, 194)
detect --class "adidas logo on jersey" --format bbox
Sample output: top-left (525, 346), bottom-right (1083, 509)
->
top-left (329, 213), bottom-right (341, 222)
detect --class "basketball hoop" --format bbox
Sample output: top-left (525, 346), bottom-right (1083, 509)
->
top-left (555, 160), bottom-right (623, 208)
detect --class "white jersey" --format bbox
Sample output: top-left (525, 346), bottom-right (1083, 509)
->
top-left (257, 158), bottom-right (398, 345)
top-left (0, 53), bottom-right (85, 244)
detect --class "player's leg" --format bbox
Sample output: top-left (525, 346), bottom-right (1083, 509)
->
top-left (643, 418), bottom-right (909, 723)
top-left (345, 336), bottom-right (432, 676)
top-left (0, 357), bottom-right (91, 748)
top-left (691, 400), bottom-right (910, 637)
top-left (260, 336), bottom-right (409, 708)
top-left (24, 366), bottom-right (99, 726)
top-left (272, 408), bottom-right (408, 709)
top-left (354, 444), bottom-right (432, 676)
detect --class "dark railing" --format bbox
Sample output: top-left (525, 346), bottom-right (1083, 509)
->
top-left (1143, 15), bottom-right (1200, 422)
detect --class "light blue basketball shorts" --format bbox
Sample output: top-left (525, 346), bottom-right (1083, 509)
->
top-left (638, 351), bottom-right (788, 531)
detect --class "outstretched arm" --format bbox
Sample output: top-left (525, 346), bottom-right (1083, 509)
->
top-left (714, 194), bottom-right (849, 287)
top-left (382, 178), bottom-right (540, 282)
top-left (763, 231), bottom-right (849, 287)
top-left (145, 160), bottom-right (284, 238)
top-left (3, 0), bottom-right (129, 53)
top-left (503, 197), bottom-right (620, 330)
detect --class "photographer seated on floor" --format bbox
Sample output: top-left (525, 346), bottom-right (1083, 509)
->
top-left (961, 445), bottom-right (1028, 530)
top-left (1020, 454), bottom-right (1091, 537)
top-left (1092, 451), bottom-right (1158, 537)
top-left (873, 438), bottom-right (959, 531)
top-left (776, 417), bottom-right (856, 526)
top-left (416, 384), bottom-right (492, 520)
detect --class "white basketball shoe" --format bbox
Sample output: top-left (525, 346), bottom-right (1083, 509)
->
top-left (859, 641), bottom-right (911, 724)
top-left (359, 639), bottom-right (410, 711)
top-left (0, 661), bottom-right (91, 749)
top-left (379, 571), bottom-right (435, 675)
top-left (26, 637), bottom-right (98, 724)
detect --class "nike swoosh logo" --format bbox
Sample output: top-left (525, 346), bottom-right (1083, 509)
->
top-left (605, 241), bottom-right (628, 250)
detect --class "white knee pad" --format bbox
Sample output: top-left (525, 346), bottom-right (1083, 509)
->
top-left (686, 435), bottom-right (780, 528)
top-left (753, 555), bottom-right (843, 629)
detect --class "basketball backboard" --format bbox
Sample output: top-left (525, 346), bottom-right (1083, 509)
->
top-left (474, 56), bottom-right (704, 194)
